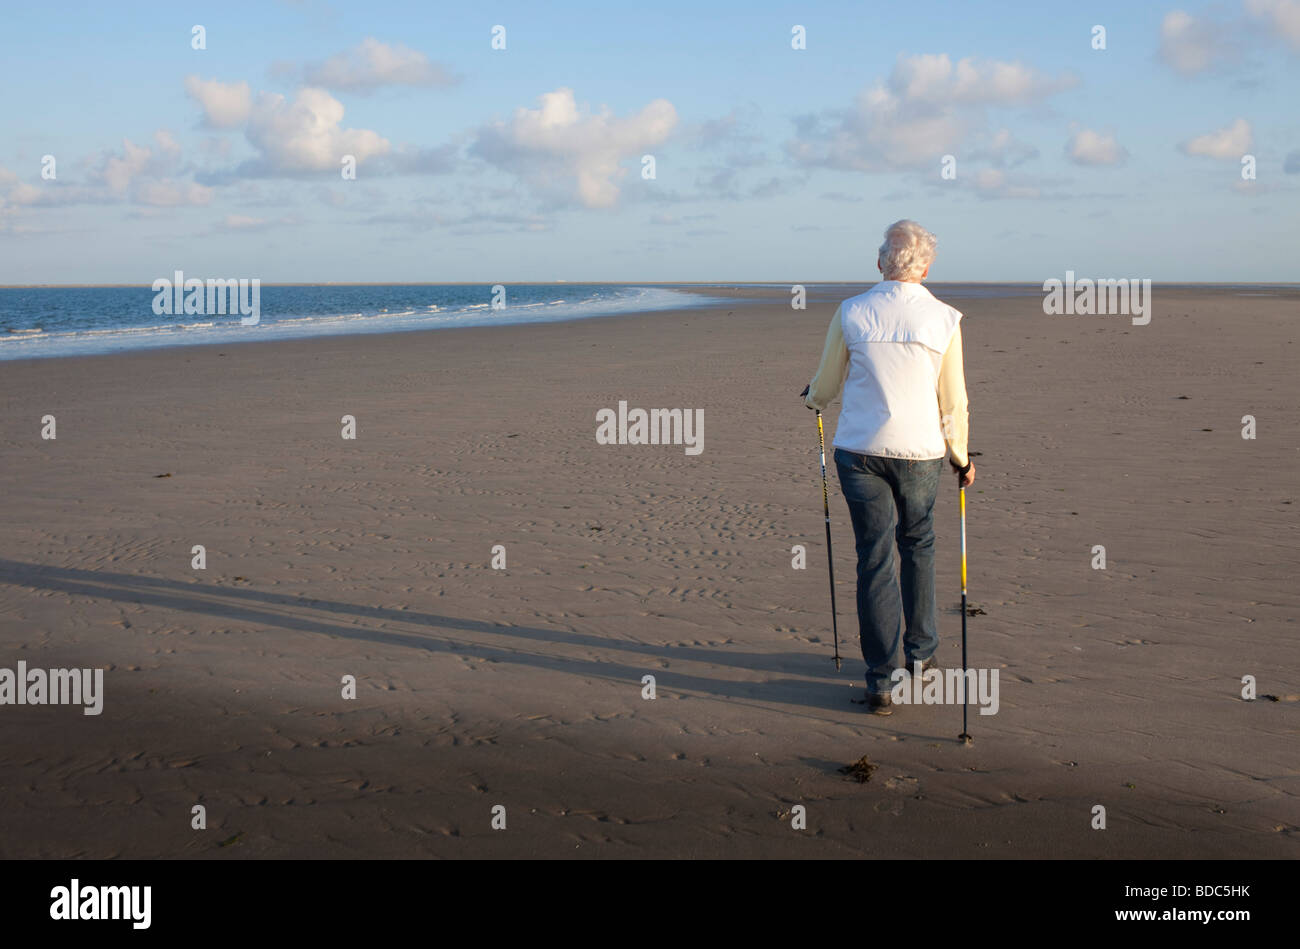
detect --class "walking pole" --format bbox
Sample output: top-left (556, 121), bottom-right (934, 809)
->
top-left (958, 478), bottom-right (972, 745)
top-left (802, 386), bottom-right (842, 670)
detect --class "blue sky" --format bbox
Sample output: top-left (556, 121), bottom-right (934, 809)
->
top-left (1, 0), bottom-right (1297, 283)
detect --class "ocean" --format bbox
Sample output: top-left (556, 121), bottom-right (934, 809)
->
top-left (0, 283), bottom-right (713, 361)
top-left (2, 282), bottom-right (1291, 361)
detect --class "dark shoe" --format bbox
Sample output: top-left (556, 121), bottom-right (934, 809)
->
top-left (907, 656), bottom-right (937, 676)
top-left (866, 691), bottom-right (894, 715)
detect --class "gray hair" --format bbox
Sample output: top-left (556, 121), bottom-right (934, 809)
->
top-left (877, 219), bottom-right (937, 281)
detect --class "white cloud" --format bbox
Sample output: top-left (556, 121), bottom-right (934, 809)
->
top-left (219, 214), bottom-right (268, 230)
top-left (968, 127), bottom-right (1039, 167)
top-left (154, 130), bottom-right (182, 158)
top-left (684, 106), bottom-right (764, 150)
top-left (360, 208), bottom-right (552, 235)
top-left (471, 88), bottom-right (678, 208)
top-left (1159, 11), bottom-right (1231, 74)
top-left (972, 168), bottom-right (1043, 200)
top-left (889, 53), bottom-right (1075, 107)
top-left (134, 179), bottom-right (213, 207)
top-left (2, 133), bottom-right (206, 213)
top-left (5, 183), bottom-right (47, 206)
top-left (787, 53), bottom-right (1076, 172)
top-left (1066, 127), bottom-right (1127, 166)
top-left (4, 182), bottom-right (112, 207)
top-left (1159, 3), bottom-right (1300, 75)
top-left (244, 87), bottom-right (390, 173)
top-left (303, 38), bottom-right (457, 93)
top-left (1180, 118), bottom-right (1253, 158)
top-left (211, 213), bottom-right (302, 234)
top-left (184, 76), bottom-right (253, 128)
top-left (1160, 4), bottom-right (1300, 73)
top-left (188, 80), bottom-right (392, 177)
top-left (97, 138), bottom-right (153, 193)
top-left (1245, 0), bottom-right (1300, 50)
top-left (89, 135), bottom-right (206, 204)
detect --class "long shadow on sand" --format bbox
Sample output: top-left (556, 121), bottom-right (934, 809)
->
top-left (0, 557), bottom-right (882, 721)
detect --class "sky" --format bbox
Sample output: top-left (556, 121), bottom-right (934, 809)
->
top-left (1, 0), bottom-right (1298, 284)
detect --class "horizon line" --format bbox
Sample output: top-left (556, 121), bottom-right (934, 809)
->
top-left (3, 280), bottom-right (1299, 290)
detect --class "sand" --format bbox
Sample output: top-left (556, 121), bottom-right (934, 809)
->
top-left (0, 285), bottom-right (1296, 858)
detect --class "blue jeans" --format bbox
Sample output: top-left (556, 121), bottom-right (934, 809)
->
top-left (833, 449), bottom-right (943, 694)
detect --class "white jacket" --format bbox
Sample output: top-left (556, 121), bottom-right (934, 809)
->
top-left (830, 281), bottom-right (963, 460)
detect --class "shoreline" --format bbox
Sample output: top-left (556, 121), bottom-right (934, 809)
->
top-left (6, 280), bottom-right (1298, 367)
top-left (0, 285), bottom-right (736, 366)
top-left (5, 280), bottom-right (1300, 289)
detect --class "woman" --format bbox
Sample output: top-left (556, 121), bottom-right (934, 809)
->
top-left (803, 220), bottom-right (974, 714)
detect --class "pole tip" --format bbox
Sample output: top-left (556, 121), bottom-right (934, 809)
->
top-left (959, 733), bottom-right (973, 746)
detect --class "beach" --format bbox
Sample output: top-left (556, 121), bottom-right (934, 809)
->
top-left (0, 284), bottom-right (1296, 859)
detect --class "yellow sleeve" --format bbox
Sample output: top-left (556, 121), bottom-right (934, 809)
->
top-left (804, 305), bottom-right (849, 411)
top-left (937, 324), bottom-right (970, 467)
